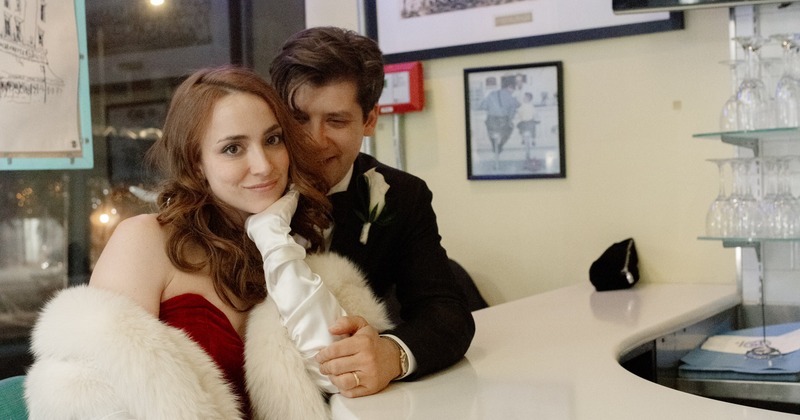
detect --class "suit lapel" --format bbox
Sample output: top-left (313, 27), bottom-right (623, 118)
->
top-left (330, 155), bottom-right (369, 257)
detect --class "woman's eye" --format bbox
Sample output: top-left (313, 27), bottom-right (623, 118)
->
top-left (222, 144), bottom-right (240, 155)
top-left (266, 134), bottom-right (283, 146)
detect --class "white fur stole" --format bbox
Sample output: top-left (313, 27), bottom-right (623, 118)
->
top-left (25, 253), bottom-right (392, 420)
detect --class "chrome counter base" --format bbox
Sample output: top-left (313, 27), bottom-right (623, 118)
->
top-left (676, 377), bottom-right (800, 406)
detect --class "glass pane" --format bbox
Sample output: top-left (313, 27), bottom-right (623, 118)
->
top-left (0, 174), bottom-right (68, 339)
top-left (0, 0), bottom-right (305, 377)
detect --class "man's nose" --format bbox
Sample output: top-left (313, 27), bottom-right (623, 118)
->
top-left (306, 121), bottom-right (331, 147)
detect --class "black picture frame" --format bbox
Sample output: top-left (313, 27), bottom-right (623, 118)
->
top-left (365, 1), bottom-right (683, 64)
top-left (465, 61), bottom-right (565, 180)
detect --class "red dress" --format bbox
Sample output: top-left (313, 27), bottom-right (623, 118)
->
top-left (159, 294), bottom-right (251, 418)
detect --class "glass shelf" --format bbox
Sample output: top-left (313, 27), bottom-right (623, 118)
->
top-left (698, 236), bottom-right (800, 248)
top-left (694, 127), bottom-right (800, 153)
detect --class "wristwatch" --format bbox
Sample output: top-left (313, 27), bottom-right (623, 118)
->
top-left (397, 342), bottom-right (409, 378)
top-left (384, 336), bottom-right (409, 378)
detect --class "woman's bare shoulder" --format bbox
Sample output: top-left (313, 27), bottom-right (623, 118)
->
top-left (113, 213), bottom-right (164, 237)
top-left (89, 213), bottom-right (172, 315)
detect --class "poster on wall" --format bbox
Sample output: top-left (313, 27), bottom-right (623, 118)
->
top-left (0, 0), bottom-right (93, 170)
top-left (366, 0), bottom-right (683, 63)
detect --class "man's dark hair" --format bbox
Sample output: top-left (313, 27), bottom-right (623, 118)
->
top-left (270, 26), bottom-right (385, 120)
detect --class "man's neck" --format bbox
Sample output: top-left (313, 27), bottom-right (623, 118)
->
top-left (328, 165), bottom-right (354, 195)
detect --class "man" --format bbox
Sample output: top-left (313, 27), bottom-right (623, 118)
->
top-left (479, 77), bottom-right (520, 160)
top-left (270, 26), bottom-right (475, 397)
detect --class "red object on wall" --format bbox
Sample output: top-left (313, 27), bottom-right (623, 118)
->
top-left (378, 61), bottom-right (424, 115)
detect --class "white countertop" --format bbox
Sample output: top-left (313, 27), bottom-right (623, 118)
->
top-left (331, 282), bottom-right (799, 419)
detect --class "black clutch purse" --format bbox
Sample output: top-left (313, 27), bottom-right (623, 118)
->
top-left (589, 238), bottom-right (639, 292)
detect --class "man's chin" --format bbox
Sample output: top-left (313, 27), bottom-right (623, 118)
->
top-left (320, 163), bottom-right (342, 185)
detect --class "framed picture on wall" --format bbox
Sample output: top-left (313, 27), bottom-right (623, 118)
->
top-left (365, 1), bottom-right (682, 63)
top-left (465, 61), bottom-right (565, 180)
top-left (0, 0), bottom-right (93, 170)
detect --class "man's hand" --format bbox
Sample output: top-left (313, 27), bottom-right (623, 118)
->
top-left (315, 316), bottom-right (401, 397)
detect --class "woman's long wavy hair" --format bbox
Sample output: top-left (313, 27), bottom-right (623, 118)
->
top-left (146, 65), bottom-right (331, 310)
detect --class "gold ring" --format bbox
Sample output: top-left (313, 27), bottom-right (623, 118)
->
top-left (352, 371), bottom-right (360, 388)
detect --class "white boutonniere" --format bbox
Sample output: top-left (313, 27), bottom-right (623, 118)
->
top-left (355, 168), bottom-right (393, 244)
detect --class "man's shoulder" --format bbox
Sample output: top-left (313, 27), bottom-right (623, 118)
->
top-left (355, 153), bottom-right (425, 186)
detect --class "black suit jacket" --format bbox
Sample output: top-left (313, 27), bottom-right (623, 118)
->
top-left (329, 153), bottom-right (475, 379)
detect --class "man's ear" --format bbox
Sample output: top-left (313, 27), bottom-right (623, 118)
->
top-left (363, 106), bottom-right (379, 137)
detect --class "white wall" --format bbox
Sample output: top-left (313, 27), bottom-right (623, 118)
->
top-left (306, 1), bottom-right (737, 305)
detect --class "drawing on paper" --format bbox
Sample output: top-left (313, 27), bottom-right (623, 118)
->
top-left (0, 0), bottom-right (81, 158)
top-left (0, 0), bottom-right (64, 104)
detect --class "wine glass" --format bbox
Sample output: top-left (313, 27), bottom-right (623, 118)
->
top-left (706, 159), bottom-right (732, 237)
top-left (734, 36), bottom-right (771, 130)
top-left (758, 157), bottom-right (781, 237)
top-left (772, 34), bottom-right (800, 128)
top-left (728, 158), bottom-right (760, 238)
top-left (775, 156), bottom-right (800, 238)
top-left (720, 60), bottom-right (743, 131)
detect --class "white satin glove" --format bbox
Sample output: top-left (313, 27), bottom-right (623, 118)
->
top-left (246, 189), bottom-right (345, 394)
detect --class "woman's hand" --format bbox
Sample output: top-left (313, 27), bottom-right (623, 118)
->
top-left (247, 188), bottom-right (299, 227)
top-left (246, 186), bottom-right (346, 394)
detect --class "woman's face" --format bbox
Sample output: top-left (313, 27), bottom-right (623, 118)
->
top-left (199, 92), bottom-right (290, 217)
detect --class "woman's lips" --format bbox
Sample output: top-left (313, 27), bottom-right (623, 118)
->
top-left (246, 180), bottom-right (279, 191)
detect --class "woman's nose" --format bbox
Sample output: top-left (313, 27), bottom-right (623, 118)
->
top-left (249, 148), bottom-right (273, 175)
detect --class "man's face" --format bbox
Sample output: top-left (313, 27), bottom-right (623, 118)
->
top-left (291, 80), bottom-right (378, 187)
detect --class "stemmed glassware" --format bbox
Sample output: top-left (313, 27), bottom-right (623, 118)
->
top-left (720, 60), bottom-right (743, 131)
top-left (734, 36), bottom-right (772, 131)
top-left (758, 157), bottom-right (781, 237)
top-left (706, 156), bottom-right (800, 239)
top-left (774, 156), bottom-right (800, 238)
top-left (728, 158), bottom-right (760, 238)
top-left (707, 35), bottom-right (800, 362)
top-left (706, 159), bottom-right (732, 237)
top-left (772, 33), bottom-right (800, 128)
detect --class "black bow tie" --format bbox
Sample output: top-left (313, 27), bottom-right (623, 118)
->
top-left (329, 192), bottom-right (351, 223)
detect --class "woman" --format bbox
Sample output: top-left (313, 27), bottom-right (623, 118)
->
top-left (24, 66), bottom-right (392, 419)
